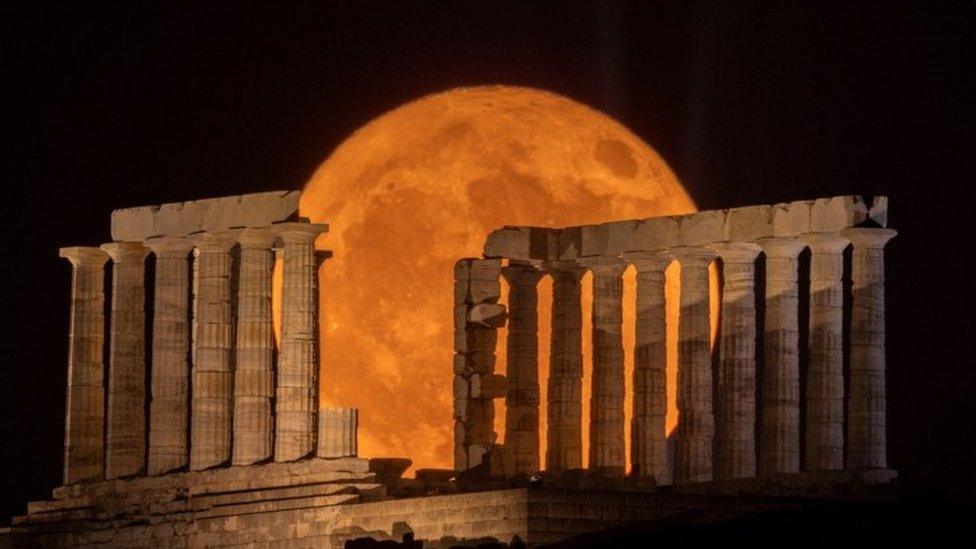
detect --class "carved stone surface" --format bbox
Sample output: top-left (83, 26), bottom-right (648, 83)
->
top-left (145, 238), bottom-right (194, 475)
top-left (843, 228), bottom-right (896, 469)
top-left (501, 264), bottom-right (543, 475)
top-left (545, 263), bottom-right (587, 473)
top-left (710, 242), bottom-right (761, 480)
top-left (584, 259), bottom-right (628, 476)
top-left (801, 232), bottom-right (850, 471)
top-left (58, 247), bottom-right (110, 485)
top-left (275, 223), bottom-right (328, 462)
top-left (672, 247), bottom-right (717, 484)
top-left (626, 252), bottom-right (673, 483)
top-left (189, 232), bottom-right (237, 471)
top-left (101, 242), bottom-right (150, 479)
top-left (110, 190), bottom-right (301, 241)
top-left (756, 237), bottom-right (806, 475)
top-left (233, 228), bottom-right (278, 465)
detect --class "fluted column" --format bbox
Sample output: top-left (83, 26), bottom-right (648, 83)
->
top-left (756, 237), bottom-right (806, 475)
top-left (626, 252), bottom-right (672, 483)
top-left (672, 247), bottom-right (717, 484)
top-left (545, 262), bottom-right (586, 473)
top-left (59, 247), bottom-right (110, 485)
top-left (233, 228), bottom-right (277, 465)
top-left (501, 263), bottom-right (544, 475)
top-left (843, 227), bottom-right (896, 469)
top-left (275, 223), bottom-right (328, 462)
top-left (801, 232), bottom-right (849, 470)
top-left (189, 232), bottom-right (236, 470)
top-left (100, 242), bottom-right (150, 479)
top-left (710, 243), bottom-right (761, 480)
top-left (584, 259), bottom-right (627, 476)
top-left (145, 237), bottom-right (193, 475)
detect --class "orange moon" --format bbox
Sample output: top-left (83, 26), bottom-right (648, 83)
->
top-left (299, 85), bottom-right (698, 472)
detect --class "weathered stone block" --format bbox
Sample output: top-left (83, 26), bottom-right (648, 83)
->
top-left (810, 195), bottom-right (868, 232)
top-left (580, 224), bottom-right (608, 257)
top-left (483, 227), bottom-right (552, 260)
top-left (556, 227), bottom-right (582, 260)
top-left (772, 200), bottom-right (812, 236)
top-left (632, 216), bottom-right (679, 251)
top-left (467, 303), bottom-right (507, 328)
top-left (471, 373), bottom-right (508, 399)
top-left (725, 205), bottom-right (774, 241)
top-left (605, 220), bottom-right (641, 254)
top-left (678, 210), bottom-right (726, 246)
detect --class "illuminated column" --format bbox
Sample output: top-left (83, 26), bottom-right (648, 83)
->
top-left (842, 228), bottom-right (896, 469)
top-left (100, 242), bottom-right (150, 479)
top-left (233, 228), bottom-right (277, 465)
top-left (710, 243), bottom-right (761, 480)
top-left (501, 263), bottom-right (543, 475)
top-left (672, 247), bottom-right (717, 484)
top-left (627, 252), bottom-right (672, 484)
top-left (275, 222), bottom-right (328, 462)
top-left (545, 262), bottom-right (586, 473)
top-left (145, 237), bottom-right (193, 475)
top-left (585, 259), bottom-right (627, 476)
top-left (756, 237), bottom-right (806, 475)
top-left (59, 247), bottom-right (109, 485)
top-left (189, 232), bottom-right (236, 470)
top-left (801, 232), bottom-right (849, 471)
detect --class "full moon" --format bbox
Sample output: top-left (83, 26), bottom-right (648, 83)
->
top-left (300, 85), bottom-right (698, 472)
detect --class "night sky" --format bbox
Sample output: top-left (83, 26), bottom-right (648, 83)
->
top-left (3, 1), bottom-right (974, 521)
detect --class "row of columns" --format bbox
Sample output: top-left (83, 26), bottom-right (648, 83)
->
top-left (490, 228), bottom-right (895, 483)
top-left (59, 222), bottom-right (326, 485)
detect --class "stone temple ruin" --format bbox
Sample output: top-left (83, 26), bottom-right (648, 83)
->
top-left (8, 192), bottom-right (897, 547)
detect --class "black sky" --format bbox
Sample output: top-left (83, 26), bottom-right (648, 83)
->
top-left (3, 1), bottom-right (974, 520)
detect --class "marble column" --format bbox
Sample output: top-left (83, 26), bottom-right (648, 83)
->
top-left (501, 263), bottom-right (544, 475)
top-left (710, 242), bottom-right (761, 480)
top-left (145, 238), bottom-right (193, 475)
top-left (59, 247), bottom-right (110, 485)
top-left (233, 228), bottom-right (277, 465)
top-left (672, 247), bottom-right (717, 484)
top-left (801, 232), bottom-right (849, 471)
top-left (756, 237), bottom-right (806, 475)
top-left (189, 232), bottom-right (236, 470)
top-left (545, 262), bottom-right (586, 473)
top-left (842, 227), bottom-right (897, 469)
top-left (627, 252), bottom-right (672, 484)
top-left (100, 242), bottom-right (150, 479)
top-left (275, 223), bottom-right (328, 462)
top-left (585, 259), bottom-right (628, 477)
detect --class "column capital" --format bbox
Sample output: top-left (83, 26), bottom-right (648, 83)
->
top-left (100, 241), bottom-right (150, 263)
top-left (622, 250), bottom-right (674, 272)
top-left (670, 246), bottom-right (717, 266)
top-left (238, 227), bottom-right (279, 249)
top-left (708, 242), bottom-right (762, 263)
top-left (501, 262), bottom-right (543, 284)
top-left (274, 222), bottom-right (329, 244)
top-left (579, 256), bottom-right (628, 277)
top-left (755, 236), bottom-right (806, 258)
top-left (189, 230), bottom-right (239, 253)
top-left (800, 232), bottom-right (850, 254)
top-left (145, 236), bottom-right (194, 257)
top-left (841, 227), bottom-right (897, 248)
top-left (59, 246), bottom-right (109, 267)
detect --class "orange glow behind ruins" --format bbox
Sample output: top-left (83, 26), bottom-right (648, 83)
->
top-left (296, 86), bottom-right (713, 473)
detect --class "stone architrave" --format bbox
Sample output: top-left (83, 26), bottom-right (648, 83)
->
top-left (756, 237), bottom-right (806, 475)
top-left (58, 247), bottom-right (110, 485)
top-left (842, 227), bottom-right (896, 469)
top-left (501, 263), bottom-right (544, 475)
top-left (545, 262), bottom-right (587, 474)
top-left (145, 237), bottom-right (194, 475)
top-left (189, 232), bottom-right (237, 470)
top-left (801, 232), bottom-right (850, 471)
top-left (584, 258), bottom-right (628, 477)
top-left (233, 228), bottom-right (278, 465)
top-left (626, 252), bottom-right (673, 484)
top-left (710, 242), bottom-right (761, 480)
top-left (274, 222), bottom-right (328, 462)
top-left (671, 247), bottom-right (717, 484)
top-left (100, 241), bottom-right (150, 479)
